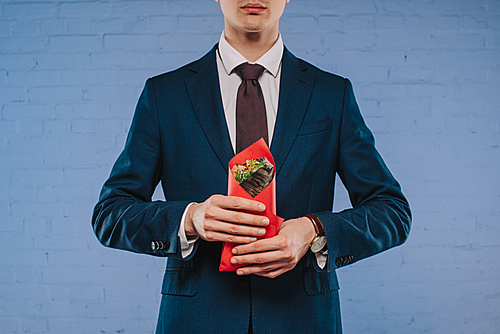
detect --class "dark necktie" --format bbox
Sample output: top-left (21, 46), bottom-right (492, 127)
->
top-left (233, 63), bottom-right (268, 153)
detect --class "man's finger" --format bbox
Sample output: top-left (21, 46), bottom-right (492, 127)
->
top-left (236, 262), bottom-right (290, 278)
top-left (230, 249), bottom-right (283, 266)
top-left (203, 231), bottom-right (258, 244)
top-left (207, 206), bottom-right (270, 227)
top-left (232, 235), bottom-right (284, 255)
top-left (212, 195), bottom-right (266, 212)
top-left (204, 219), bottom-right (267, 237)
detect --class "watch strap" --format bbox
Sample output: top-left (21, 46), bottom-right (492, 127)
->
top-left (303, 214), bottom-right (325, 236)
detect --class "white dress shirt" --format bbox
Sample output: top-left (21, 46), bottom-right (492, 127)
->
top-left (177, 32), bottom-right (326, 268)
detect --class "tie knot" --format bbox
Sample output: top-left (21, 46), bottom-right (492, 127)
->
top-left (234, 63), bottom-right (265, 81)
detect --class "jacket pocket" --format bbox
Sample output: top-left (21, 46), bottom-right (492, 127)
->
top-left (297, 119), bottom-right (332, 136)
top-left (302, 267), bottom-right (339, 296)
top-left (161, 268), bottom-right (199, 296)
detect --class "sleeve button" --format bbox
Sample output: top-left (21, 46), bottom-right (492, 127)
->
top-left (151, 241), bottom-right (156, 250)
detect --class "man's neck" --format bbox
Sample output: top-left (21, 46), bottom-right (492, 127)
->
top-left (223, 28), bottom-right (279, 63)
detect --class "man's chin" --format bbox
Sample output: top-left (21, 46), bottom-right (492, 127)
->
top-left (237, 18), bottom-right (270, 33)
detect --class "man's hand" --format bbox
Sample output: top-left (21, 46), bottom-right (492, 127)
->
top-left (184, 194), bottom-right (270, 244)
top-left (229, 217), bottom-right (316, 279)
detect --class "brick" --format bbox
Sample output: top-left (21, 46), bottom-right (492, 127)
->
top-left (40, 18), bottom-right (65, 35)
top-left (2, 92), bottom-right (29, 110)
top-left (36, 301), bottom-right (87, 317)
top-left (57, 69), bottom-right (115, 86)
top-left (463, 15), bottom-right (487, 29)
top-left (13, 269), bottom-right (42, 285)
top-left (0, 54), bottom-right (37, 71)
top-left (404, 16), bottom-right (434, 29)
top-left (71, 119), bottom-right (95, 134)
top-left (46, 318), bottom-right (73, 333)
top-left (10, 19), bottom-right (39, 35)
top-left (179, 16), bottom-right (224, 32)
top-left (147, 16), bottom-right (176, 33)
top-left (434, 0), bottom-right (488, 12)
top-left (318, 16), bottom-right (344, 31)
top-left (376, 31), bottom-right (432, 48)
top-left (49, 35), bottom-right (102, 53)
top-left (2, 285), bottom-right (50, 302)
top-left (113, 69), bottom-right (158, 86)
top-left (159, 33), bottom-right (219, 52)
top-left (104, 285), bottom-right (158, 303)
top-left (324, 32), bottom-right (377, 49)
top-left (434, 16), bottom-right (460, 30)
top-left (113, 1), bottom-right (169, 16)
top-left (0, 36), bottom-right (47, 53)
top-left (36, 53), bottom-right (91, 70)
top-left (20, 318), bottom-right (48, 333)
top-left (97, 118), bottom-right (123, 134)
top-left (0, 270), bottom-right (14, 283)
top-left (90, 50), bottom-right (203, 71)
top-left (486, 34), bottom-right (500, 48)
top-left (104, 34), bottom-right (157, 50)
top-left (82, 85), bottom-right (138, 103)
top-left (95, 17), bottom-right (149, 34)
top-left (59, 2), bottom-right (113, 18)
top-left (284, 33), bottom-right (322, 50)
top-left (0, 319), bottom-right (19, 332)
top-left (336, 64), bottom-right (388, 82)
top-left (28, 86), bottom-right (83, 103)
top-left (6, 70), bottom-right (59, 87)
top-left (280, 16), bottom-right (317, 33)
top-left (66, 18), bottom-right (94, 34)
top-left (42, 268), bottom-right (93, 284)
top-left (3, 3), bottom-right (57, 18)
top-left (348, 15), bottom-right (375, 30)
top-left (50, 285), bottom-right (103, 303)
top-left (315, 1), bottom-right (377, 15)
top-left (14, 119), bottom-right (44, 135)
top-left (43, 119), bottom-right (70, 134)
top-left (0, 120), bottom-right (15, 135)
top-left (35, 233), bottom-right (88, 250)
top-left (432, 33), bottom-right (485, 49)
top-left (375, 15), bottom-right (404, 29)
top-left (0, 20), bottom-right (9, 36)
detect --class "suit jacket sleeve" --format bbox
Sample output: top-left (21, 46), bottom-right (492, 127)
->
top-left (92, 78), bottom-right (196, 260)
top-left (313, 79), bottom-right (411, 272)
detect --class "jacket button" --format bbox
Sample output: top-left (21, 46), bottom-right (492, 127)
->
top-left (151, 241), bottom-right (156, 250)
top-left (158, 241), bottom-right (164, 250)
top-left (154, 241), bottom-right (160, 250)
top-left (163, 242), bottom-right (170, 249)
top-left (335, 258), bottom-right (342, 266)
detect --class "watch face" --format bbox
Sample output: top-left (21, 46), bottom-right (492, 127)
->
top-left (311, 235), bottom-right (327, 253)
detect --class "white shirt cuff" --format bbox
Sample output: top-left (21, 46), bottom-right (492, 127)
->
top-left (178, 203), bottom-right (199, 259)
top-left (314, 249), bottom-right (328, 269)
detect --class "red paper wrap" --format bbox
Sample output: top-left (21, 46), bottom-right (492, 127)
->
top-left (219, 138), bottom-right (284, 271)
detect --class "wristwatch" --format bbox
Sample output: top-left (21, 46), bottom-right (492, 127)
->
top-left (303, 214), bottom-right (327, 253)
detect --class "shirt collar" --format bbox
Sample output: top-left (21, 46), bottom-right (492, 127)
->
top-left (217, 30), bottom-right (283, 78)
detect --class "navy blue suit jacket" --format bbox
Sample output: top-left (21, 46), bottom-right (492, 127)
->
top-left (92, 45), bottom-right (411, 333)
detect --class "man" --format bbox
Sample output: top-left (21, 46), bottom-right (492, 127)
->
top-left (92, 0), bottom-right (411, 333)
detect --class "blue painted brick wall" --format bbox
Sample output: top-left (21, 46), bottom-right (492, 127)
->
top-left (1, 0), bottom-right (499, 333)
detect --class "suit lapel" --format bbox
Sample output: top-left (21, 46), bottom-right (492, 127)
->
top-left (186, 45), bottom-right (234, 173)
top-left (271, 48), bottom-right (314, 176)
